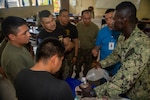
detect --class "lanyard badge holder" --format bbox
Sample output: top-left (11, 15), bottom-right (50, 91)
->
top-left (109, 36), bottom-right (115, 50)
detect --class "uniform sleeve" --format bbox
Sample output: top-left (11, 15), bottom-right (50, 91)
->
top-left (99, 34), bottom-right (122, 68)
top-left (71, 24), bottom-right (78, 39)
top-left (7, 56), bottom-right (29, 82)
top-left (94, 35), bottom-right (150, 99)
top-left (0, 75), bottom-right (17, 100)
top-left (0, 39), bottom-right (8, 66)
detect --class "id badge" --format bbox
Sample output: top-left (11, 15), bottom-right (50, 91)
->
top-left (109, 42), bottom-right (114, 50)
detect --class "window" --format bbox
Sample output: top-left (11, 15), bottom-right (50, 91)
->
top-left (0, 0), bottom-right (30, 8)
top-left (32, 0), bottom-right (52, 6)
top-left (0, 0), bottom-right (52, 8)
top-left (0, 0), bottom-right (5, 8)
top-left (53, 0), bottom-right (60, 13)
top-left (21, 0), bottom-right (30, 7)
top-left (7, 0), bottom-right (19, 7)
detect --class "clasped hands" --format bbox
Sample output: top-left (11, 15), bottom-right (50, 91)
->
top-left (91, 48), bottom-right (101, 68)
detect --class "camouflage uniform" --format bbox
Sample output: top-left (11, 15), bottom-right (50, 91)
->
top-left (61, 50), bottom-right (75, 80)
top-left (75, 48), bottom-right (94, 77)
top-left (94, 27), bottom-right (150, 100)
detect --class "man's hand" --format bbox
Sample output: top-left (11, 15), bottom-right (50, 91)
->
top-left (79, 83), bottom-right (97, 97)
top-left (67, 41), bottom-right (74, 52)
top-left (92, 48), bottom-right (99, 57)
top-left (63, 38), bottom-right (74, 52)
top-left (92, 46), bottom-right (100, 58)
top-left (91, 61), bottom-right (101, 68)
top-left (71, 56), bottom-right (77, 64)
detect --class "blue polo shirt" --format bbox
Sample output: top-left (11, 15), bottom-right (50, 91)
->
top-left (95, 26), bottom-right (120, 60)
top-left (95, 26), bottom-right (121, 76)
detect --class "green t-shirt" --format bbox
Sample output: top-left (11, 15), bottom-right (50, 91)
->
top-left (1, 41), bottom-right (34, 83)
top-left (0, 38), bottom-right (8, 66)
top-left (77, 22), bottom-right (99, 49)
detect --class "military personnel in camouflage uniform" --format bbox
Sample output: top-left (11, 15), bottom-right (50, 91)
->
top-left (93, 1), bottom-right (150, 100)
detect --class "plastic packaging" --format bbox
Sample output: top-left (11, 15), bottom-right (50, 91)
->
top-left (86, 68), bottom-right (111, 81)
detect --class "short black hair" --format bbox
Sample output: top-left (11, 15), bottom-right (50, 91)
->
top-left (105, 8), bottom-right (115, 14)
top-left (81, 9), bottom-right (90, 16)
top-left (39, 10), bottom-right (52, 21)
top-left (59, 9), bottom-right (69, 16)
top-left (35, 37), bottom-right (65, 62)
top-left (88, 6), bottom-right (94, 10)
top-left (1, 16), bottom-right (27, 39)
top-left (116, 1), bottom-right (137, 23)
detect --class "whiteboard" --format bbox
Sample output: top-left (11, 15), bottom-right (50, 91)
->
top-left (95, 0), bottom-right (141, 9)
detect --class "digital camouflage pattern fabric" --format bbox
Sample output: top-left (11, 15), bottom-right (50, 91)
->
top-left (94, 27), bottom-right (150, 100)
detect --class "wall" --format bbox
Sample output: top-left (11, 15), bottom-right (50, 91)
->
top-left (137, 0), bottom-right (150, 19)
top-left (69, 0), bottom-right (150, 19)
top-left (0, 5), bottom-right (54, 18)
top-left (60, 0), bottom-right (69, 11)
top-left (0, 0), bottom-right (149, 19)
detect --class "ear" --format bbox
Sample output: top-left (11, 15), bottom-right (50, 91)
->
top-left (50, 55), bottom-right (57, 67)
top-left (122, 17), bottom-right (127, 23)
top-left (8, 34), bottom-right (16, 41)
top-left (40, 21), bottom-right (44, 27)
